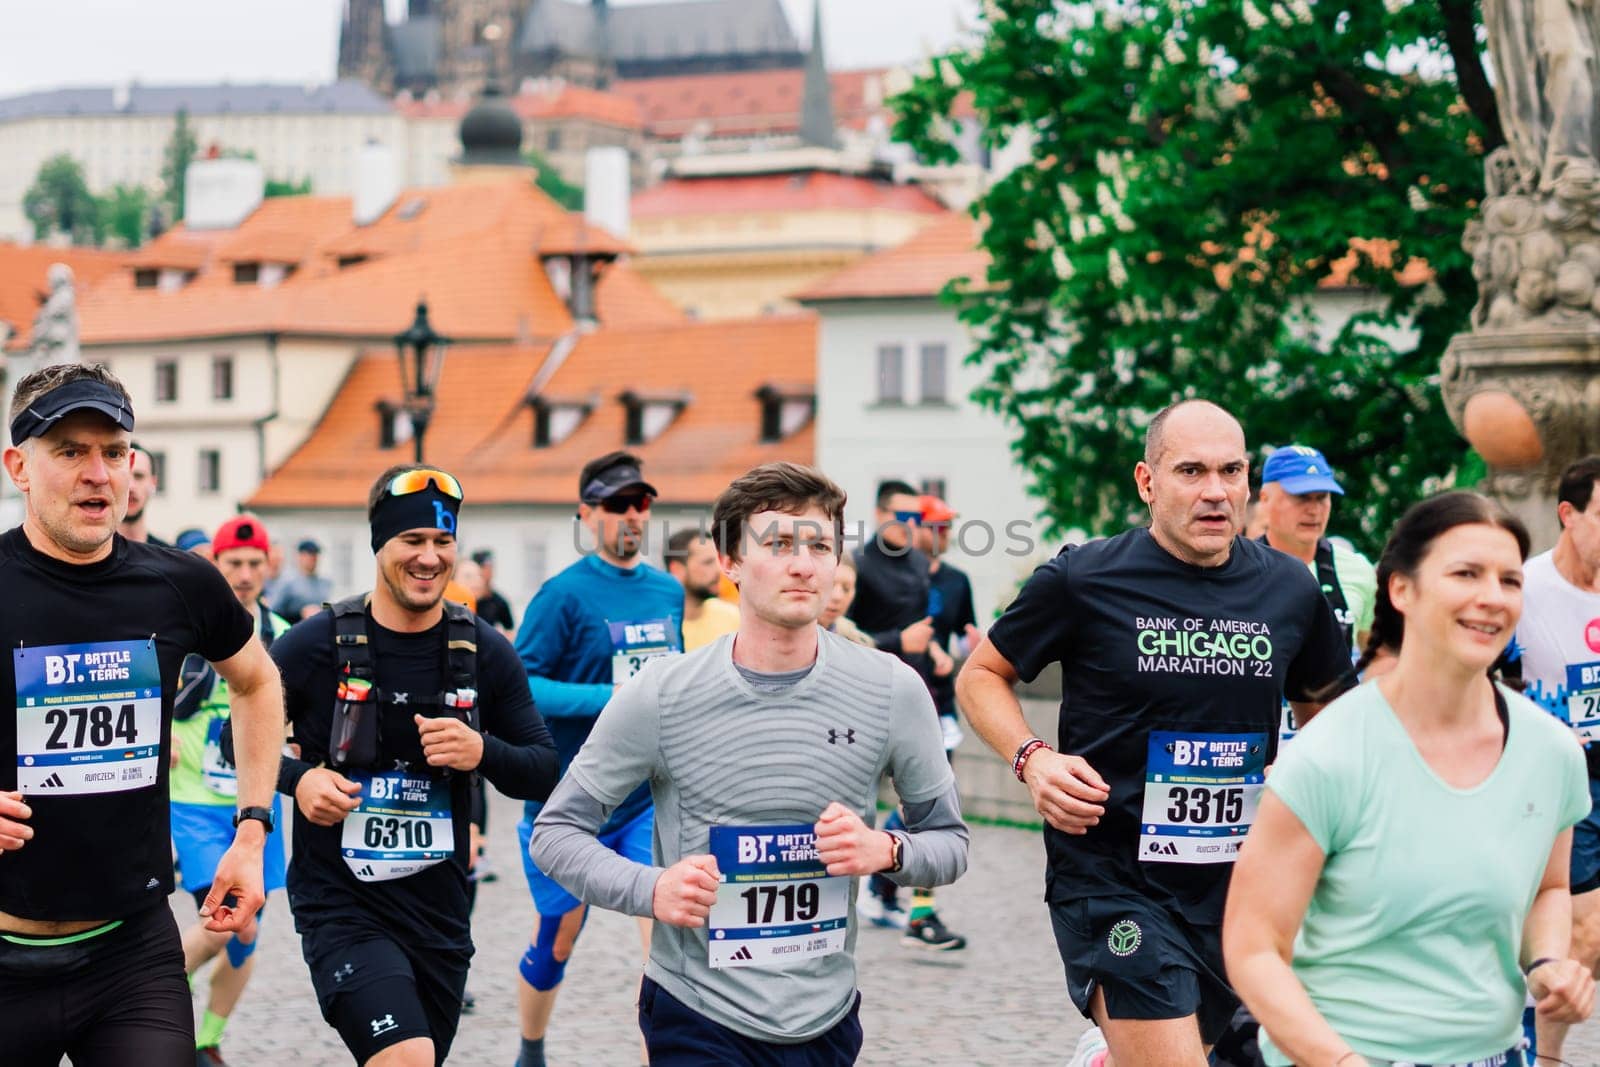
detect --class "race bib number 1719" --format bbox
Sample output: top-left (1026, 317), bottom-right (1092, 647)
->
top-left (15, 640), bottom-right (163, 795)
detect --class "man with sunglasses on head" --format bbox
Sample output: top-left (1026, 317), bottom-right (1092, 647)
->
top-left (0, 363), bottom-right (282, 1067)
top-left (271, 464), bottom-right (559, 1066)
top-left (512, 450), bottom-right (685, 1067)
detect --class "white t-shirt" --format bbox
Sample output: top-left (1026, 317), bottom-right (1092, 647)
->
top-left (1513, 550), bottom-right (1600, 740)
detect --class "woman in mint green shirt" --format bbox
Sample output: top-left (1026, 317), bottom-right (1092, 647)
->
top-left (1224, 492), bottom-right (1594, 1066)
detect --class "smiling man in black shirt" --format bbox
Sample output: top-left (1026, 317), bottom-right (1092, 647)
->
top-left (0, 363), bottom-right (283, 1067)
top-left (958, 400), bottom-right (1350, 1067)
top-left (272, 464), bottom-right (558, 1066)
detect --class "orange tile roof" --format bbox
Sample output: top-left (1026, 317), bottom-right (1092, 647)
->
top-left (0, 244), bottom-right (132, 351)
top-left (616, 68), bottom-right (894, 139)
top-left (632, 169), bottom-right (947, 218)
top-left (795, 213), bottom-right (990, 301)
top-left (247, 314), bottom-right (816, 509)
top-left (76, 179), bottom-right (639, 345)
top-left (396, 84), bottom-right (642, 129)
top-left (594, 261), bottom-right (686, 327)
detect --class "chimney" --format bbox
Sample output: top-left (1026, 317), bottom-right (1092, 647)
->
top-left (184, 157), bottom-right (264, 230)
top-left (354, 140), bottom-right (401, 226)
top-left (584, 145), bottom-right (630, 238)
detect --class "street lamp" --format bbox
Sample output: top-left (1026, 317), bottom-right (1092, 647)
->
top-left (393, 300), bottom-right (450, 463)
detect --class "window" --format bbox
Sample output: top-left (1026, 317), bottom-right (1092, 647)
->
top-left (133, 268), bottom-right (158, 289)
top-left (620, 392), bottom-right (687, 446)
top-left (197, 449), bottom-right (222, 495)
top-left (155, 360), bottom-right (178, 403)
top-left (377, 401), bottom-right (413, 449)
top-left (532, 399), bottom-right (591, 448)
top-left (755, 385), bottom-right (815, 443)
top-left (147, 451), bottom-right (167, 495)
top-left (211, 355), bottom-right (234, 400)
top-left (232, 262), bottom-right (260, 284)
top-left (919, 343), bottom-right (948, 404)
top-left (875, 344), bottom-right (904, 404)
top-left (920, 477), bottom-right (948, 501)
top-left (546, 129), bottom-right (561, 153)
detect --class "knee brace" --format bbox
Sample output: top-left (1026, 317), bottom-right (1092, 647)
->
top-left (519, 912), bottom-right (584, 991)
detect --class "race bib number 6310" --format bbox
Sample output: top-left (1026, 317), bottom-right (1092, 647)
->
top-left (15, 641), bottom-right (162, 795)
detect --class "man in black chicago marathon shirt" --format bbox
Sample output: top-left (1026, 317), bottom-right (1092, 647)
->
top-left (0, 363), bottom-right (284, 1067)
top-left (958, 400), bottom-right (1350, 1066)
top-left (273, 462), bottom-right (558, 1066)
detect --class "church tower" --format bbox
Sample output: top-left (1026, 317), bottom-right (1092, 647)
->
top-left (337, 0), bottom-right (393, 92)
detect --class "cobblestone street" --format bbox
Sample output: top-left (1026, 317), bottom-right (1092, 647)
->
top-left (183, 784), bottom-right (1600, 1066)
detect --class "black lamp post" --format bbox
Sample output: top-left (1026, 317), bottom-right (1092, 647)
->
top-left (393, 300), bottom-right (449, 463)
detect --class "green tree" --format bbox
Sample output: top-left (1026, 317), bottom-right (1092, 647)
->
top-left (161, 108), bottom-right (198, 222)
top-left (22, 155), bottom-right (101, 244)
top-left (524, 147), bottom-right (584, 211)
top-left (265, 177), bottom-right (313, 198)
top-left (893, 0), bottom-right (1500, 553)
top-left (96, 184), bottom-right (151, 248)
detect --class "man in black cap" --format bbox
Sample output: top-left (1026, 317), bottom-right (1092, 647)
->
top-left (0, 362), bottom-right (284, 1066)
top-left (510, 449), bottom-right (685, 1067)
top-left (469, 549), bottom-right (516, 635)
top-left (272, 539), bottom-right (334, 621)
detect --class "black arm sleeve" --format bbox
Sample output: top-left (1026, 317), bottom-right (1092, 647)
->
top-left (474, 623), bottom-right (560, 803)
top-left (269, 613), bottom-right (335, 797)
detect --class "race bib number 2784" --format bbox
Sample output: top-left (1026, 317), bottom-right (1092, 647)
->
top-left (14, 640), bottom-right (162, 795)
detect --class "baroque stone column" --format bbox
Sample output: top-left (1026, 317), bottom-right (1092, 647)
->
top-left (1443, 0), bottom-right (1600, 549)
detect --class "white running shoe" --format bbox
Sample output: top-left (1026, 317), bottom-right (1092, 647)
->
top-left (854, 882), bottom-right (909, 929)
top-left (1065, 1026), bottom-right (1108, 1067)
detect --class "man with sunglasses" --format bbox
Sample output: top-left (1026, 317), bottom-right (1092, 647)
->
top-left (512, 450), bottom-right (685, 1067)
top-left (847, 479), bottom-right (965, 949)
top-left (271, 464), bottom-right (559, 1066)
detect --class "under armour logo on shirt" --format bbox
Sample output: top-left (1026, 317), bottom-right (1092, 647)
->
top-left (370, 1014), bottom-right (397, 1036)
top-left (827, 728), bottom-right (856, 745)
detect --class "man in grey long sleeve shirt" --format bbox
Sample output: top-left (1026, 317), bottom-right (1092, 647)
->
top-left (532, 462), bottom-right (968, 1063)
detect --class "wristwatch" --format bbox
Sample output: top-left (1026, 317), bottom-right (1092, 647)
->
top-left (233, 806), bottom-right (275, 833)
top-left (885, 831), bottom-right (905, 874)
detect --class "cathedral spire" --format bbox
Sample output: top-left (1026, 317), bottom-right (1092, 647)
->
top-left (799, 0), bottom-right (837, 149)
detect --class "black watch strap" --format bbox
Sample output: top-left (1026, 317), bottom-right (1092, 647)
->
top-left (233, 805), bottom-right (275, 833)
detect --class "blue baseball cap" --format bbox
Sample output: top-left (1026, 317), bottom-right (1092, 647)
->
top-left (1261, 445), bottom-right (1344, 496)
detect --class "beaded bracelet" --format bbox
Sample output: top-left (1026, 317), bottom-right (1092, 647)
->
top-left (1012, 737), bottom-right (1052, 782)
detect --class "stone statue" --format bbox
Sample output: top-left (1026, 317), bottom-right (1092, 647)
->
top-left (1441, 1), bottom-right (1600, 548)
top-left (28, 263), bottom-right (80, 366)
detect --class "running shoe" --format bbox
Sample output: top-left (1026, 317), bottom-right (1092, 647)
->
top-left (902, 911), bottom-right (967, 950)
top-left (461, 987), bottom-right (476, 1014)
top-left (1064, 1027), bottom-right (1108, 1067)
top-left (195, 1047), bottom-right (228, 1067)
top-left (855, 883), bottom-right (908, 929)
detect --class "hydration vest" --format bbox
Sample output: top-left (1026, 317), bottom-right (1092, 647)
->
top-left (325, 594), bottom-right (480, 775)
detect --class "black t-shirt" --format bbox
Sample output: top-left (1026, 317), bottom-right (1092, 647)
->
top-left (849, 538), bottom-right (933, 668)
top-left (476, 590), bottom-right (515, 631)
top-left (928, 561), bottom-right (978, 717)
top-left (0, 529), bottom-right (253, 920)
top-left (988, 529), bottom-right (1350, 924)
top-left (272, 608), bottom-right (557, 950)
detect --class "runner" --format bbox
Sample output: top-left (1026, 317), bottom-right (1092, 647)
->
top-left (667, 528), bottom-right (741, 651)
top-left (956, 399), bottom-right (1350, 1066)
top-left (120, 442), bottom-right (167, 546)
top-left (169, 514), bottom-right (292, 1067)
top-left (0, 362), bottom-right (281, 1067)
top-left (1508, 455), bottom-right (1600, 1063)
top-left (512, 450), bottom-right (684, 1067)
top-left (271, 464), bottom-right (558, 1066)
top-left (1226, 490), bottom-right (1594, 1065)
top-left (531, 461), bottom-right (969, 1064)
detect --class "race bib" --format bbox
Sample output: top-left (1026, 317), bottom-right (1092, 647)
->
top-left (15, 640), bottom-right (162, 795)
top-left (707, 824), bottom-right (848, 970)
top-left (1566, 662), bottom-right (1600, 741)
top-left (609, 618), bottom-right (681, 685)
top-left (1277, 701), bottom-right (1297, 746)
top-left (341, 769), bottom-right (453, 882)
top-left (1140, 731), bottom-right (1266, 864)
top-left (201, 716), bottom-right (238, 797)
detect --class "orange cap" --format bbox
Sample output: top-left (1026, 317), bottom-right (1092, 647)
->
top-left (919, 495), bottom-right (956, 524)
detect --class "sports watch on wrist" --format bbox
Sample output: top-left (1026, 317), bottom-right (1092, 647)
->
top-left (232, 806), bottom-right (275, 833)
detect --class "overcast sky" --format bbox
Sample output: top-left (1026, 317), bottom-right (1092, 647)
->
top-left (0, 0), bottom-right (980, 97)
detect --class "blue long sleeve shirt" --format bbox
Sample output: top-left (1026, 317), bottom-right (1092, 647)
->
top-left (515, 554), bottom-right (683, 830)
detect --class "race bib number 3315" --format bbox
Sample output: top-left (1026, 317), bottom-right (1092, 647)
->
top-left (14, 640), bottom-right (162, 795)
top-left (1139, 731), bottom-right (1266, 864)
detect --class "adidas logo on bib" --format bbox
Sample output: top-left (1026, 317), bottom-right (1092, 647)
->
top-left (730, 946), bottom-right (754, 962)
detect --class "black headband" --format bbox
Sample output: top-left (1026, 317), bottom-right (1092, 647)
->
top-left (370, 486), bottom-right (461, 553)
top-left (10, 379), bottom-right (134, 446)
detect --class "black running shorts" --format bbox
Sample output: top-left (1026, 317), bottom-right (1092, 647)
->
top-left (0, 903), bottom-right (193, 1067)
top-left (1049, 893), bottom-right (1238, 1045)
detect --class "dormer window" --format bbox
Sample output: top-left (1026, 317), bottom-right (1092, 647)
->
top-left (619, 391), bottom-right (688, 446)
top-left (531, 396), bottom-right (593, 448)
top-left (375, 400), bottom-right (414, 450)
top-left (755, 384), bottom-right (815, 443)
top-left (134, 268), bottom-right (159, 289)
top-left (233, 262), bottom-right (260, 284)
